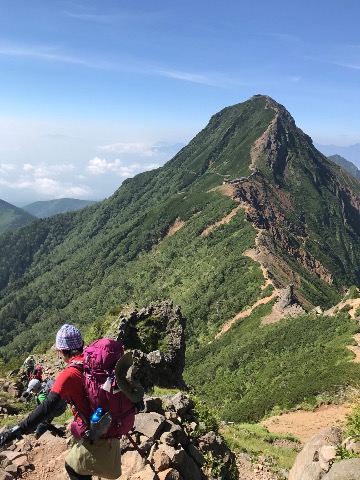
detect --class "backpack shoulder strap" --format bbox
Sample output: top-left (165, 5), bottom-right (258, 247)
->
top-left (67, 360), bottom-right (83, 372)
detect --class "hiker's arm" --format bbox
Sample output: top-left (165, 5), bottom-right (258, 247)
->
top-left (18, 392), bottom-right (65, 434)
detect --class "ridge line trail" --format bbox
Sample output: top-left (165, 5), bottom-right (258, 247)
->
top-left (215, 292), bottom-right (276, 339)
top-left (215, 231), bottom-right (277, 339)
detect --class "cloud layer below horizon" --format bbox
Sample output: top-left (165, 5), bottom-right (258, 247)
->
top-left (0, 139), bottom-right (182, 206)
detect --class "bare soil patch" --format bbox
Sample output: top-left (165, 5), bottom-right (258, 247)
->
top-left (260, 403), bottom-right (353, 443)
top-left (166, 217), bottom-right (185, 237)
top-left (215, 293), bottom-right (276, 339)
top-left (347, 333), bottom-right (360, 363)
top-left (22, 431), bottom-right (68, 480)
top-left (219, 183), bottom-right (237, 197)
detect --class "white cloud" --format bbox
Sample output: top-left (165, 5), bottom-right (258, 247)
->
top-left (0, 175), bottom-right (92, 198)
top-left (0, 163), bottom-right (15, 174)
top-left (265, 33), bottom-right (302, 43)
top-left (333, 61), bottom-right (360, 71)
top-left (159, 69), bottom-right (225, 87)
top-left (22, 162), bottom-right (75, 177)
top-left (86, 157), bottom-right (159, 177)
top-left (97, 142), bottom-right (158, 157)
top-left (0, 41), bottom-right (230, 86)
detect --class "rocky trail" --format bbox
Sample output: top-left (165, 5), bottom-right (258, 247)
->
top-left (1, 391), bottom-right (356, 480)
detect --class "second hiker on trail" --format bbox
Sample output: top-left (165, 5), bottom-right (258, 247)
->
top-left (20, 355), bottom-right (35, 380)
top-left (0, 323), bottom-right (144, 480)
top-left (23, 378), bottom-right (67, 438)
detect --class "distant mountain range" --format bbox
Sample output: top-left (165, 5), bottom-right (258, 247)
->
top-left (0, 198), bottom-right (98, 234)
top-left (22, 198), bottom-right (98, 218)
top-left (316, 142), bottom-right (360, 166)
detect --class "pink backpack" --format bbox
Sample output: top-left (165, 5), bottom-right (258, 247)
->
top-left (70, 338), bottom-right (136, 440)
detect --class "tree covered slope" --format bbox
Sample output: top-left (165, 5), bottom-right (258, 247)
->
top-left (0, 199), bottom-right (36, 234)
top-left (23, 198), bottom-right (98, 218)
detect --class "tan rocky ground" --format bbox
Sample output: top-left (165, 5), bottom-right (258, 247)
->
top-left (3, 402), bottom-right (352, 480)
top-left (260, 403), bottom-right (353, 443)
top-left (21, 431), bottom-right (68, 479)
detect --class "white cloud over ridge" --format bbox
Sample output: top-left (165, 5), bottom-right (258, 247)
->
top-left (86, 157), bottom-right (160, 176)
top-left (97, 142), bottom-right (159, 157)
top-left (0, 138), bottom-right (179, 205)
top-left (23, 163), bottom-right (75, 176)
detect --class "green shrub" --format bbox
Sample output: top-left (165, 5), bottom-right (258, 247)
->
top-left (191, 396), bottom-right (220, 434)
top-left (344, 404), bottom-right (360, 442)
top-left (185, 308), bottom-right (360, 423)
top-left (221, 423), bottom-right (300, 473)
top-left (345, 286), bottom-right (360, 300)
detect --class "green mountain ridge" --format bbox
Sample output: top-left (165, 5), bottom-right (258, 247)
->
top-left (0, 199), bottom-right (36, 234)
top-left (22, 198), bottom-right (98, 218)
top-left (1, 95), bottom-right (360, 422)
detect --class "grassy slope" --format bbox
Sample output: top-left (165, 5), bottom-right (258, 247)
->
top-left (185, 304), bottom-right (360, 423)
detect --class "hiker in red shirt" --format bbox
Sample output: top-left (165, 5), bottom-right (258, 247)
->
top-left (0, 324), bottom-right (122, 480)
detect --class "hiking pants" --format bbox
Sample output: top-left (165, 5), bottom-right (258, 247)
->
top-left (65, 463), bottom-right (92, 480)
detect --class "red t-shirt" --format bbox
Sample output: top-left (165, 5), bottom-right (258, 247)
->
top-left (51, 354), bottom-right (91, 422)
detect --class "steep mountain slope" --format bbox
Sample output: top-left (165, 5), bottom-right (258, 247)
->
top-left (0, 95), bottom-right (360, 368)
top-left (0, 199), bottom-right (36, 234)
top-left (22, 198), bottom-right (98, 218)
top-left (229, 98), bottom-right (360, 306)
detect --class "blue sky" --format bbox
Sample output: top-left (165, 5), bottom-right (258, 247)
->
top-left (0, 0), bottom-right (359, 205)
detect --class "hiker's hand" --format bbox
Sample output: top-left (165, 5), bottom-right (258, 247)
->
top-left (0, 429), bottom-right (15, 448)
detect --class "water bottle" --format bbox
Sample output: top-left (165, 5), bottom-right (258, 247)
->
top-left (89, 407), bottom-right (112, 443)
top-left (91, 407), bottom-right (103, 424)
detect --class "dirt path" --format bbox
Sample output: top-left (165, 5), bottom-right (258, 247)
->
top-left (260, 403), bottom-right (353, 443)
top-left (348, 333), bottom-right (360, 362)
top-left (215, 232), bottom-right (279, 339)
top-left (201, 205), bottom-right (242, 236)
top-left (244, 246), bottom-right (273, 291)
top-left (215, 293), bottom-right (276, 339)
top-left (166, 217), bottom-right (185, 237)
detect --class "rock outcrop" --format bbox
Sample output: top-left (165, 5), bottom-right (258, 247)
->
top-left (112, 300), bottom-right (186, 391)
top-left (289, 425), bottom-right (360, 480)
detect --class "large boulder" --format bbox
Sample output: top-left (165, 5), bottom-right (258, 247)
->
top-left (114, 300), bottom-right (187, 390)
top-left (323, 458), bottom-right (360, 479)
top-left (289, 426), bottom-right (342, 480)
